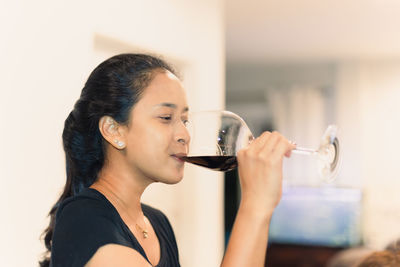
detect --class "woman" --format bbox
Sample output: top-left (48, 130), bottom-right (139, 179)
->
top-left (357, 250), bottom-right (400, 267)
top-left (40, 53), bottom-right (295, 267)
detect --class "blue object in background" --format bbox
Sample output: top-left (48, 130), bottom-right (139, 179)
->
top-left (269, 186), bottom-right (363, 247)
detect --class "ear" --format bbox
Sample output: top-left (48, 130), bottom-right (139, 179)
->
top-left (99, 116), bottom-right (127, 150)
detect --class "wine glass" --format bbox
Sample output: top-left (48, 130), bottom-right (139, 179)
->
top-left (180, 110), bottom-right (340, 182)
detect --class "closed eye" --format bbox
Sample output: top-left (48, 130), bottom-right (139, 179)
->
top-left (159, 115), bottom-right (172, 122)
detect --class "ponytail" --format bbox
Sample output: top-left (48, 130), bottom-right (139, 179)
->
top-left (40, 110), bottom-right (104, 266)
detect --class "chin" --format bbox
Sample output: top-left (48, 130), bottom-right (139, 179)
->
top-left (163, 173), bottom-right (184, 185)
top-left (158, 169), bottom-right (184, 184)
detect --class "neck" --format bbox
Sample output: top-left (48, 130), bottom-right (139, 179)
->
top-left (90, 164), bottom-right (150, 222)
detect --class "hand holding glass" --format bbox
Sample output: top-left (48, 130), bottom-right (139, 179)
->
top-left (179, 110), bottom-right (340, 182)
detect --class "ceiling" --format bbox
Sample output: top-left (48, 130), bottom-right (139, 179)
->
top-left (226, 0), bottom-right (400, 63)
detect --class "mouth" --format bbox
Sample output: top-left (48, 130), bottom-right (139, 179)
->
top-left (171, 153), bottom-right (187, 162)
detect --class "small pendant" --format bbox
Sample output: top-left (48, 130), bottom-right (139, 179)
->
top-left (143, 230), bottom-right (148, 239)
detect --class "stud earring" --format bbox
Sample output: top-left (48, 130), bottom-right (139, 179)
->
top-left (114, 139), bottom-right (125, 148)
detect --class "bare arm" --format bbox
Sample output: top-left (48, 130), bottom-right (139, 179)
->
top-left (221, 131), bottom-right (295, 267)
top-left (221, 200), bottom-right (272, 267)
top-left (85, 244), bottom-right (152, 267)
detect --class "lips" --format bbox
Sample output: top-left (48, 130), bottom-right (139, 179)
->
top-left (171, 153), bottom-right (187, 162)
top-left (173, 153), bottom-right (187, 158)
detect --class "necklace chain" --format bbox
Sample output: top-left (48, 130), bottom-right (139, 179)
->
top-left (94, 182), bottom-right (149, 239)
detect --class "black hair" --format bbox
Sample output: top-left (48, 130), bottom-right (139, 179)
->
top-left (39, 53), bottom-right (177, 267)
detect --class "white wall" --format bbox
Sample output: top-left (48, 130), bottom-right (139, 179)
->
top-left (0, 1), bottom-right (225, 266)
top-left (336, 61), bottom-right (400, 249)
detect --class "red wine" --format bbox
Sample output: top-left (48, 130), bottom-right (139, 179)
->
top-left (180, 156), bottom-right (237, 172)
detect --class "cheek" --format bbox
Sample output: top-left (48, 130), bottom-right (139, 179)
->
top-left (132, 126), bottom-right (172, 157)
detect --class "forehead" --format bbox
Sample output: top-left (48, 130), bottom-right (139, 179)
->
top-left (137, 71), bottom-right (188, 108)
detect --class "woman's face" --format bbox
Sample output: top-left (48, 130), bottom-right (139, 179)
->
top-left (124, 70), bottom-right (190, 184)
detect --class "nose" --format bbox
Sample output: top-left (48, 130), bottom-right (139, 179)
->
top-left (177, 138), bottom-right (186, 144)
top-left (175, 121), bottom-right (190, 145)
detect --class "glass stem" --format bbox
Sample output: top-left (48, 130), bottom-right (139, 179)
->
top-left (292, 146), bottom-right (318, 156)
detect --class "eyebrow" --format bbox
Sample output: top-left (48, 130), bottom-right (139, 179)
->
top-left (154, 102), bottom-right (189, 112)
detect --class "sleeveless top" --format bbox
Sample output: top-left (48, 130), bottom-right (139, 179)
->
top-left (50, 188), bottom-right (180, 267)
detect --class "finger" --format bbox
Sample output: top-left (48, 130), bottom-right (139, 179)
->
top-left (272, 138), bottom-right (295, 159)
top-left (249, 131), bottom-right (271, 152)
top-left (258, 131), bottom-right (281, 156)
top-left (285, 141), bottom-right (297, 157)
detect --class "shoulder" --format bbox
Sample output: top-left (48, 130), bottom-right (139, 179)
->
top-left (85, 244), bottom-right (152, 267)
top-left (54, 188), bottom-right (119, 235)
top-left (56, 188), bottom-right (115, 223)
top-left (51, 188), bottom-right (131, 266)
top-left (53, 188), bottom-right (125, 241)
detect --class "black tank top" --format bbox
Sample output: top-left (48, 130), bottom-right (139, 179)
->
top-left (50, 188), bottom-right (180, 267)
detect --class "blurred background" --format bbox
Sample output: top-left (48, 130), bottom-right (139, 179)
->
top-left (225, 1), bottom-right (400, 266)
top-left (1, 0), bottom-right (400, 266)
